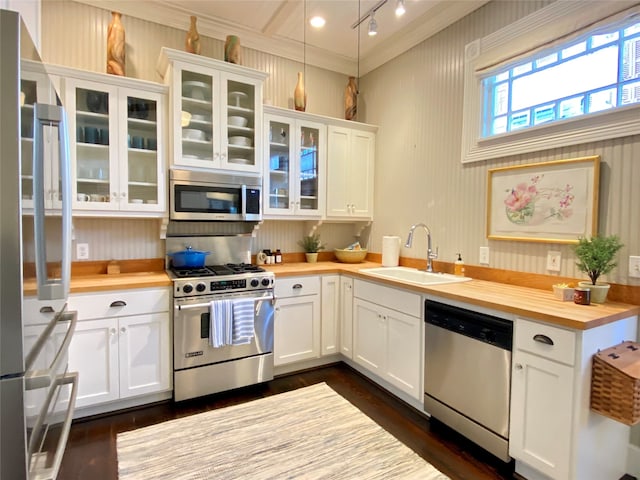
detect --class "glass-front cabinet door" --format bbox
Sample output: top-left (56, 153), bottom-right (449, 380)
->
top-left (264, 111), bottom-right (325, 218)
top-left (20, 65), bottom-right (62, 212)
top-left (223, 74), bottom-right (261, 171)
top-left (65, 75), bottom-right (165, 214)
top-left (67, 80), bottom-right (117, 211)
top-left (119, 89), bottom-right (163, 211)
top-left (179, 68), bottom-right (216, 167)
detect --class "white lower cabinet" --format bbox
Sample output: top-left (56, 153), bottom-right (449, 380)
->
top-left (352, 280), bottom-right (422, 401)
top-left (273, 276), bottom-right (321, 366)
top-left (510, 348), bottom-right (574, 479)
top-left (509, 316), bottom-right (637, 480)
top-left (68, 288), bottom-right (171, 410)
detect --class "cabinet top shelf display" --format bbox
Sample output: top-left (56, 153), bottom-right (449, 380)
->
top-left (156, 48), bottom-right (269, 83)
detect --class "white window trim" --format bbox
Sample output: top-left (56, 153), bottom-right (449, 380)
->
top-left (461, 1), bottom-right (640, 164)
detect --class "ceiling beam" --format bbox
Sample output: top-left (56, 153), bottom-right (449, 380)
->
top-left (262, 0), bottom-right (298, 37)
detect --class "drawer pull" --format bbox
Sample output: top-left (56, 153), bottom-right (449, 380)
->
top-left (110, 300), bottom-right (127, 307)
top-left (39, 306), bottom-right (55, 313)
top-left (292, 284), bottom-right (303, 289)
top-left (533, 334), bottom-right (554, 346)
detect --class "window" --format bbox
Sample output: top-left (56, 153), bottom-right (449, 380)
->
top-left (482, 21), bottom-right (640, 138)
top-left (461, 3), bottom-right (640, 163)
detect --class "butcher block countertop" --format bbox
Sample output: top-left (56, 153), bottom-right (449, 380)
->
top-left (22, 271), bottom-right (172, 296)
top-left (263, 261), bottom-right (639, 331)
top-left (24, 259), bottom-right (638, 331)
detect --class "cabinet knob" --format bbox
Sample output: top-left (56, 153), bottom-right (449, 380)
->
top-left (120, 327), bottom-right (126, 333)
top-left (110, 328), bottom-right (117, 336)
top-left (515, 363), bottom-right (523, 370)
top-left (121, 192), bottom-right (127, 198)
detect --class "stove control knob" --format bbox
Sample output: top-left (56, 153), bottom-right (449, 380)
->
top-left (261, 278), bottom-right (272, 287)
top-left (250, 278), bottom-right (260, 288)
top-left (182, 284), bottom-right (194, 294)
top-left (196, 283), bottom-right (207, 293)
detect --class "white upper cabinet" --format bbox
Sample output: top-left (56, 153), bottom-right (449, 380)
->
top-left (157, 48), bottom-right (268, 174)
top-left (326, 124), bottom-right (376, 220)
top-left (62, 68), bottom-right (167, 216)
top-left (264, 107), bottom-right (326, 218)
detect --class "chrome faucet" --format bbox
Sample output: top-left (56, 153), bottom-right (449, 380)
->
top-left (405, 223), bottom-right (438, 272)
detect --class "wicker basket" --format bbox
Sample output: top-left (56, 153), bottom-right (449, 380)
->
top-left (590, 341), bottom-right (640, 426)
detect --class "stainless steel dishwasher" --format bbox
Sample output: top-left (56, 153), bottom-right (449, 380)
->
top-left (424, 300), bottom-right (513, 462)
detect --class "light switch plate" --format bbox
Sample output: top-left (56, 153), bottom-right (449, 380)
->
top-left (546, 251), bottom-right (561, 272)
top-left (629, 256), bottom-right (640, 279)
top-left (77, 243), bottom-right (89, 260)
top-left (479, 246), bottom-right (490, 265)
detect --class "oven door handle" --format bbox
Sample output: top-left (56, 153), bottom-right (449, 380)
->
top-left (177, 295), bottom-right (276, 310)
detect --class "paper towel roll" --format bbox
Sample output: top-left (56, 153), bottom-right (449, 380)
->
top-left (382, 236), bottom-right (401, 267)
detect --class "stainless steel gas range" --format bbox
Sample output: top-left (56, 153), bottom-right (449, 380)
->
top-left (167, 235), bottom-right (275, 402)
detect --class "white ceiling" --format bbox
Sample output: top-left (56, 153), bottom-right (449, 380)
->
top-left (76, 0), bottom-right (489, 75)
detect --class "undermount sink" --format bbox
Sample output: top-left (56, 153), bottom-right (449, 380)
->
top-left (360, 266), bottom-right (472, 286)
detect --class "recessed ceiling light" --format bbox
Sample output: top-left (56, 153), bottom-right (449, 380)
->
top-left (395, 0), bottom-right (406, 17)
top-left (309, 16), bottom-right (326, 28)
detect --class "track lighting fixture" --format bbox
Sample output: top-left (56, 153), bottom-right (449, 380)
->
top-left (368, 13), bottom-right (378, 36)
top-left (395, 0), bottom-right (405, 17)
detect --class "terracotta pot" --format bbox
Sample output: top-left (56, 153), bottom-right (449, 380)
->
top-left (305, 252), bottom-right (318, 263)
top-left (578, 281), bottom-right (610, 304)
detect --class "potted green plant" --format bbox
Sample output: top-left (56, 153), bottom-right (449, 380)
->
top-left (572, 234), bottom-right (623, 303)
top-left (298, 233), bottom-right (325, 263)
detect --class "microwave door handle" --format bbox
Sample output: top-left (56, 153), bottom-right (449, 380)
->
top-left (241, 184), bottom-right (247, 219)
top-left (33, 104), bottom-right (72, 301)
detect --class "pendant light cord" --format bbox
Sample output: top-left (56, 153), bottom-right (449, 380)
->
top-left (357, 0), bottom-right (361, 83)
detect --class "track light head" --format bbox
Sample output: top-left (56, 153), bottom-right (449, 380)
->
top-left (395, 0), bottom-right (405, 17)
top-left (368, 14), bottom-right (378, 36)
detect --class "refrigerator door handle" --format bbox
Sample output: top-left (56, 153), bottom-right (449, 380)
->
top-left (24, 310), bottom-right (77, 389)
top-left (33, 103), bottom-right (72, 302)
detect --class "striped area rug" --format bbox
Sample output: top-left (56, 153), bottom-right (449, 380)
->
top-left (117, 383), bottom-right (449, 480)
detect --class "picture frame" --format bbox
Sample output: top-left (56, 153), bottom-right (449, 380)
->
top-left (487, 156), bottom-right (600, 243)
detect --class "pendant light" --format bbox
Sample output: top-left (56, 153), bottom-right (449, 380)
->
top-left (368, 12), bottom-right (377, 36)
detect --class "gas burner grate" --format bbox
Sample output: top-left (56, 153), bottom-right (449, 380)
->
top-left (171, 266), bottom-right (215, 278)
top-left (226, 263), bottom-right (266, 273)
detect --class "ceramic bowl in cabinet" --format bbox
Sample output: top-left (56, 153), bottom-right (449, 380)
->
top-left (182, 81), bottom-right (211, 101)
top-left (228, 116), bottom-right (248, 127)
top-left (229, 136), bottom-right (252, 147)
top-left (183, 128), bottom-right (206, 141)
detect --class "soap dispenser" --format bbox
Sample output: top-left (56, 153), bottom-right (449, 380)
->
top-left (454, 253), bottom-right (465, 276)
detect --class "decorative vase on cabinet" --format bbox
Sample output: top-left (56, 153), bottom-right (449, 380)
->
top-left (107, 11), bottom-right (125, 76)
top-left (294, 72), bottom-right (306, 112)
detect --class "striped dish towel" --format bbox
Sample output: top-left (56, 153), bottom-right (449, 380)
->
top-left (209, 299), bottom-right (233, 348)
top-left (232, 299), bottom-right (255, 345)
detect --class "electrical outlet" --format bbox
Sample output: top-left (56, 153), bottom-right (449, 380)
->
top-left (479, 246), bottom-right (490, 265)
top-left (546, 251), bottom-right (561, 272)
top-left (77, 243), bottom-right (89, 260)
top-left (629, 256), bottom-right (640, 279)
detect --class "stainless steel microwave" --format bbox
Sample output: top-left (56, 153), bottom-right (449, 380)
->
top-left (169, 169), bottom-right (262, 221)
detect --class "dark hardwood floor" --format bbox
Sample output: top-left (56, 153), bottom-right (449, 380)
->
top-left (59, 363), bottom-right (517, 480)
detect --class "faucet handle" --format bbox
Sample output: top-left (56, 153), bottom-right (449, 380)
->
top-left (429, 247), bottom-right (439, 259)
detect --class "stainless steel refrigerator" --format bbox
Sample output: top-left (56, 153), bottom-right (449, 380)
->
top-left (0, 9), bottom-right (77, 480)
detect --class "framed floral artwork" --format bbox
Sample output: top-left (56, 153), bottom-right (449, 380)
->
top-left (487, 156), bottom-right (600, 243)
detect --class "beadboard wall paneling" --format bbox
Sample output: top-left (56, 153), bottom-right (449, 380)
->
top-left (72, 218), bottom-right (164, 261)
top-left (362, 0), bottom-right (640, 286)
